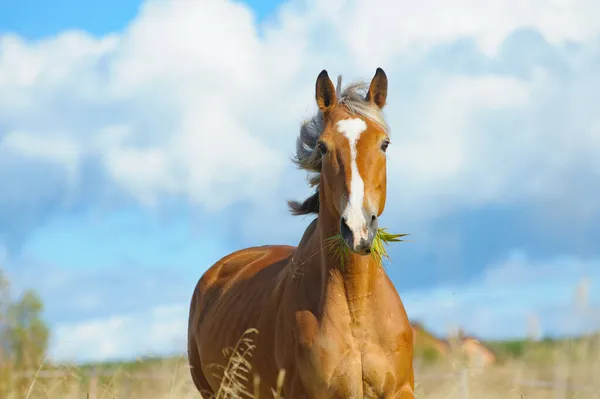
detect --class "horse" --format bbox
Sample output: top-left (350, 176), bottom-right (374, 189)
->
top-left (187, 68), bottom-right (414, 398)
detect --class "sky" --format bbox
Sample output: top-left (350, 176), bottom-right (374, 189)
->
top-left (1, 0), bottom-right (599, 364)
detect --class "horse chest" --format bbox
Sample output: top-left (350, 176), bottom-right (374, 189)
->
top-left (298, 330), bottom-right (397, 398)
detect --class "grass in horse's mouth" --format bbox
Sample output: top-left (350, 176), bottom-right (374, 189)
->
top-left (326, 228), bottom-right (408, 269)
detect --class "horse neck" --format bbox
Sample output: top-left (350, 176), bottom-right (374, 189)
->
top-left (314, 201), bottom-right (383, 318)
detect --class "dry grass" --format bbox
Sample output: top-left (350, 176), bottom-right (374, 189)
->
top-left (3, 330), bottom-right (599, 399)
top-left (326, 227), bottom-right (409, 269)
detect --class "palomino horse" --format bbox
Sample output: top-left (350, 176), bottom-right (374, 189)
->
top-left (188, 68), bottom-right (414, 398)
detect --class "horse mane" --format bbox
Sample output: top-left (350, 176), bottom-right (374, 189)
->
top-left (287, 75), bottom-right (391, 216)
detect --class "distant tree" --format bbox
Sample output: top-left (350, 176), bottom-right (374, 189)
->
top-left (0, 270), bottom-right (12, 362)
top-left (0, 269), bottom-right (50, 370)
top-left (0, 270), bottom-right (13, 394)
top-left (5, 289), bottom-right (49, 370)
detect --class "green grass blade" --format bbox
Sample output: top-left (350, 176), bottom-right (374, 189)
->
top-left (326, 228), bottom-right (409, 267)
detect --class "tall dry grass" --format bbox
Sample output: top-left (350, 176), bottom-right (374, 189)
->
top-left (2, 328), bottom-right (599, 399)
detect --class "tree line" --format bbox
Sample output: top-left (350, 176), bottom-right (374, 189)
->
top-left (0, 269), bottom-right (49, 395)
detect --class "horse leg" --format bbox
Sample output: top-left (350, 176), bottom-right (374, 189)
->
top-left (187, 333), bottom-right (215, 398)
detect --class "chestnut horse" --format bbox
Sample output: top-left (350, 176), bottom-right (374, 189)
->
top-left (187, 68), bottom-right (414, 398)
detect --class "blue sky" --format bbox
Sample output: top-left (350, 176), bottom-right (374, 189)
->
top-left (1, 0), bottom-right (600, 363)
top-left (0, 0), bottom-right (282, 38)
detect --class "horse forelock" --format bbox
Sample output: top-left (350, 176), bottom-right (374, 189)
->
top-left (288, 75), bottom-right (390, 216)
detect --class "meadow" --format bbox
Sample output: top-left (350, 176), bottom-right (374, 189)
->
top-left (3, 329), bottom-right (599, 399)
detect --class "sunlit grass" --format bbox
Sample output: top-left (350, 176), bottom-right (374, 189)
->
top-left (3, 329), bottom-right (598, 399)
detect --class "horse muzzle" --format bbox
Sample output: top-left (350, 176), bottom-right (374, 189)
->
top-left (340, 214), bottom-right (378, 255)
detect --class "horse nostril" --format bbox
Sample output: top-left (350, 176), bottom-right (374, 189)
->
top-left (370, 214), bottom-right (378, 226)
top-left (340, 217), bottom-right (351, 238)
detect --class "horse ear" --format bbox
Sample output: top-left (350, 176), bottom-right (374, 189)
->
top-left (315, 69), bottom-right (337, 114)
top-left (366, 67), bottom-right (388, 109)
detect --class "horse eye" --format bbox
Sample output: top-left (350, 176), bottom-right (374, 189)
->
top-left (317, 141), bottom-right (328, 155)
top-left (381, 140), bottom-right (390, 152)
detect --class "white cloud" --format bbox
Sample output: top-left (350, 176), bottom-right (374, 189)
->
top-left (404, 251), bottom-right (600, 339)
top-left (1, 0), bottom-right (600, 361)
top-left (2, 131), bottom-right (82, 188)
top-left (3, 0), bottom-right (600, 364)
top-left (1, 0), bottom-right (599, 231)
top-left (51, 303), bottom-right (188, 363)
top-left (302, 0), bottom-right (600, 64)
top-left (388, 75), bottom-right (533, 216)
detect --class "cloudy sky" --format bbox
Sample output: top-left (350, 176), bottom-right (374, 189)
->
top-left (1, 0), bottom-right (599, 364)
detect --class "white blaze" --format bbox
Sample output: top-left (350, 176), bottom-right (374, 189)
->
top-left (336, 118), bottom-right (368, 247)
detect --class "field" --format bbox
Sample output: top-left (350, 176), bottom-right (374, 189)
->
top-left (2, 330), bottom-right (599, 399)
